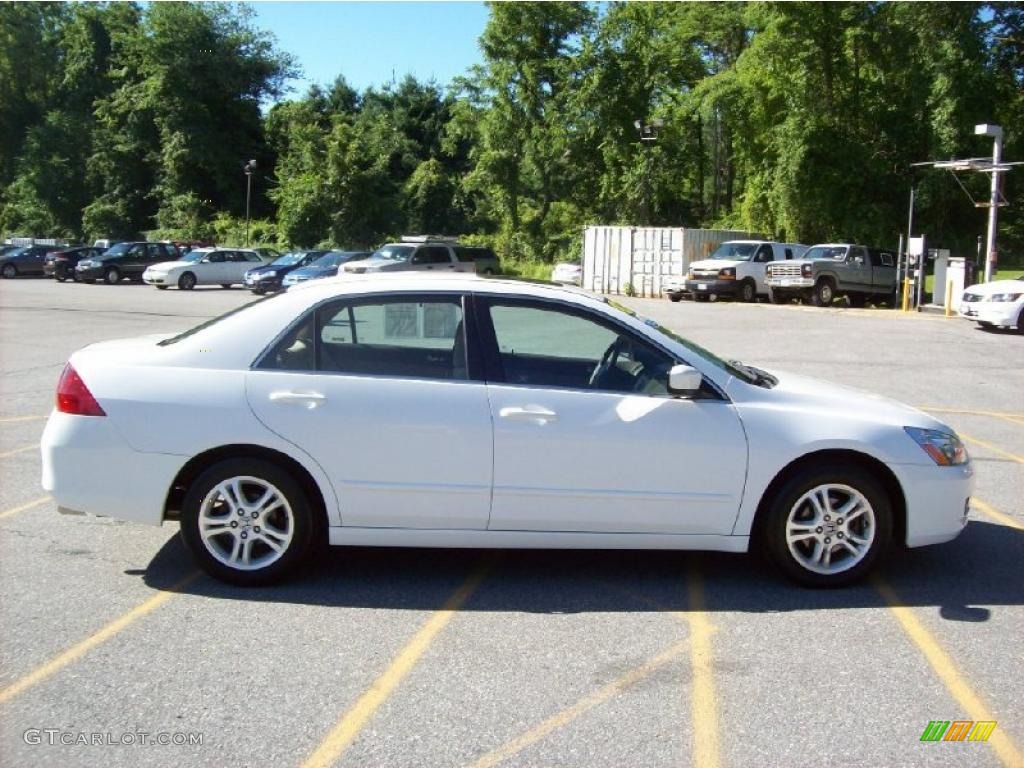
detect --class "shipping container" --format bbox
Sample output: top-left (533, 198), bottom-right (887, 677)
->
top-left (582, 226), bottom-right (761, 297)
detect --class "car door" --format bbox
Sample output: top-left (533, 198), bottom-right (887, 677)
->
top-left (847, 246), bottom-right (871, 291)
top-left (246, 292), bottom-right (493, 529)
top-left (475, 295), bottom-right (748, 535)
top-left (229, 251), bottom-right (259, 283)
top-left (410, 246), bottom-right (457, 272)
top-left (199, 250), bottom-right (231, 284)
top-left (751, 244), bottom-right (774, 293)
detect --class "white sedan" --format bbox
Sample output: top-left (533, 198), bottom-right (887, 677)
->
top-left (142, 247), bottom-right (268, 290)
top-left (42, 275), bottom-right (973, 587)
top-left (959, 276), bottom-right (1024, 333)
top-left (551, 261), bottom-right (582, 285)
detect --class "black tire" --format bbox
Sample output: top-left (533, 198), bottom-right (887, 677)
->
top-left (155, 285), bottom-right (168, 290)
top-left (72, 271), bottom-right (82, 283)
top-left (55, 274), bottom-right (67, 283)
top-left (668, 292), bottom-right (682, 303)
top-left (103, 266), bottom-right (121, 285)
top-left (180, 458), bottom-right (319, 586)
top-left (251, 288), bottom-right (266, 295)
top-left (760, 464), bottom-right (892, 587)
top-left (220, 283), bottom-right (232, 289)
top-left (178, 272), bottom-right (197, 290)
top-left (769, 289), bottom-right (787, 305)
top-left (847, 292), bottom-right (866, 308)
top-left (2, 263), bottom-right (17, 279)
top-left (1016, 308), bottom-right (1024, 335)
top-left (739, 279), bottom-right (756, 303)
top-left (811, 279), bottom-right (834, 307)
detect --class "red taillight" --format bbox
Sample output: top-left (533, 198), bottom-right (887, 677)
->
top-left (56, 363), bottom-right (105, 416)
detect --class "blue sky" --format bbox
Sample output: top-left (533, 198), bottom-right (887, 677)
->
top-left (249, 2), bottom-right (491, 99)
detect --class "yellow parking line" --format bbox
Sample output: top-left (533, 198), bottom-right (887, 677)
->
top-left (972, 498), bottom-right (1023, 531)
top-left (959, 432), bottom-right (1024, 465)
top-left (0, 572), bottom-right (200, 705)
top-left (874, 577), bottom-right (1023, 768)
top-left (0, 444), bottom-right (36, 459)
top-left (0, 495), bottom-right (50, 521)
top-left (0, 415), bottom-right (47, 424)
top-left (300, 560), bottom-right (493, 768)
top-left (686, 565), bottom-right (721, 768)
top-left (468, 639), bottom-right (691, 768)
top-left (919, 407), bottom-right (1024, 428)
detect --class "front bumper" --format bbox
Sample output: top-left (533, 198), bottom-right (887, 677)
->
top-left (41, 411), bottom-right (185, 526)
top-left (893, 461), bottom-right (974, 547)
top-left (766, 278), bottom-right (814, 291)
top-left (686, 278), bottom-right (740, 296)
top-left (142, 273), bottom-right (168, 285)
top-left (245, 274), bottom-right (282, 290)
top-left (960, 302), bottom-right (1020, 327)
top-left (75, 265), bottom-right (105, 280)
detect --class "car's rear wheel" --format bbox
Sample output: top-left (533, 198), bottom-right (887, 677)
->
top-left (668, 292), bottom-right (682, 303)
top-left (103, 266), bottom-right (120, 285)
top-left (180, 459), bottom-right (317, 586)
top-left (220, 283), bottom-right (232, 289)
top-left (178, 272), bottom-right (196, 290)
top-left (55, 274), bottom-right (67, 283)
top-left (761, 464), bottom-right (891, 587)
top-left (739, 279), bottom-right (756, 303)
top-left (2, 263), bottom-right (17, 279)
top-left (155, 285), bottom-right (168, 290)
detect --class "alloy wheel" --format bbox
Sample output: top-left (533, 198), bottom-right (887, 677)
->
top-left (198, 476), bottom-right (295, 571)
top-left (785, 483), bottom-right (875, 575)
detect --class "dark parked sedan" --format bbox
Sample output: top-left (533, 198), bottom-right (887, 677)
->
top-left (44, 246), bottom-right (105, 282)
top-left (281, 250), bottom-right (371, 287)
top-left (242, 250), bottom-right (328, 293)
top-left (75, 241), bottom-right (180, 284)
top-left (1, 244), bottom-right (63, 278)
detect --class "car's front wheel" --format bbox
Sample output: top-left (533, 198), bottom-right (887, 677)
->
top-left (2, 263), bottom-right (17, 279)
top-left (180, 459), bottom-right (318, 586)
top-left (103, 266), bottom-right (120, 285)
top-left (178, 272), bottom-right (197, 290)
top-left (761, 464), bottom-right (891, 587)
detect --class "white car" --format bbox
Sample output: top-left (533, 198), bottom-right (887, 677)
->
top-left (959, 276), bottom-right (1024, 333)
top-left (143, 247), bottom-right (268, 290)
top-left (551, 261), bottom-right (582, 286)
top-left (42, 275), bottom-right (973, 587)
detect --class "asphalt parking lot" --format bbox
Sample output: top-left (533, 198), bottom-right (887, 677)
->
top-left (1, 277), bottom-right (1021, 768)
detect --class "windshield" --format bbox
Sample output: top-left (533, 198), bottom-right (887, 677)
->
top-left (181, 250), bottom-right (207, 263)
top-left (604, 298), bottom-right (760, 385)
top-left (372, 245), bottom-right (414, 262)
top-left (804, 245), bottom-right (848, 261)
top-left (709, 243), bottom-right (757, 261)
top-left (271, 252), bottom-right (306, 266)
top-left (311, 253), bottom-right (344, 268)
top-left (159, 293), bottom-right (282, 346)
top-left (100, 243), bottom-right (132, 258)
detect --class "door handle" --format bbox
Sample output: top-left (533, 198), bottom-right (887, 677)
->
top-left (499, 405), bottom-right (558, 424)
top-left (269, 390), bottom-right (326, 409)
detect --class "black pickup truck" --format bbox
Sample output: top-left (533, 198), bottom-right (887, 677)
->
top-left (765, 243), bottom-right (898, 307)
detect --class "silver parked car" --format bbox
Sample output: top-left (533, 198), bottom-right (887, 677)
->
top-left (342, 237), bottom-right (499, 275)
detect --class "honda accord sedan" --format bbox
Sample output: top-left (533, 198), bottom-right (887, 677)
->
top-left (41, 275), bottom-right (973, 586)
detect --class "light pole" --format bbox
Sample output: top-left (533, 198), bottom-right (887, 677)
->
top-left (634, 118), bottom-right (664, 225)
top-left (244, 159), bottom-right (257, 247)
top-left (974, 124), bottom-right (1002, 282)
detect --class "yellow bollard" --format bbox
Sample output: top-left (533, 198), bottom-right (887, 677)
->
top-left (945, 279), bottom-right (953, 317)
top-left (902, 277), bottom-right (911, 312)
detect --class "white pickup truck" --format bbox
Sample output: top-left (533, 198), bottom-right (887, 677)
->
top-left (664, 240), bottom-right (808, 302)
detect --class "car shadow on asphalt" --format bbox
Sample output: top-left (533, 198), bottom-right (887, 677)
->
top-left (141, 520), bottom-right (1023, 621)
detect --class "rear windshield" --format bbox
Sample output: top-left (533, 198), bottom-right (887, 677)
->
top-left (158, 293), bottom-right (282, 346)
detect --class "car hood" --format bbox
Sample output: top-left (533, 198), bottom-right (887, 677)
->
top-left (145, 260), bottom-right (191, 271)
top-left (344, 257), bottom-right (395, 271)
top-left (963, 279), bottom-right (1024, 296)
top-left (248, 262), bottom-right (298, 275)
top-left (690, 259), bottom-right (745, 270)
top-left (289, 265), bottom-right (337, 278)
top-left (740, 370), bottom-right (949, 432)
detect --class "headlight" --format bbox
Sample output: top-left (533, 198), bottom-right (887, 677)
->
top-left (904, 427), bottom-right (969, 466)
top-left (718, 267), bottom-right (736, 280)
top-left (801, 264), bottom-right (813, 278)
top-left (990, 292), bottom-right (1022, 302)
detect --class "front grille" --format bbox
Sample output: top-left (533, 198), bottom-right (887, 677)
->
top-left (768, 264), bottom-right (803, 278)
top-left (691, 269), bottom-right (720, 279)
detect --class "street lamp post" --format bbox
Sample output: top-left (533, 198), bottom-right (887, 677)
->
top-left (974, 124), bottom-right (1002, 283)
top-left (244, 159), bottom-right (257, 247)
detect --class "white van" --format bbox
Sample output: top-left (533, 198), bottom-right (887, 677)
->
top-left (664, 240), bottom-right (808, 302)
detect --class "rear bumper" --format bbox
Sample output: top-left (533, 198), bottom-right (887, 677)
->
top-left (41, 411), bottom-right (185, 526)
top-left (893, 462), bottom-right (974, 547)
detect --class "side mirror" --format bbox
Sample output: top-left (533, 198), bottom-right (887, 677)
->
top-left (668, 364), bottom-right (703, 395)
